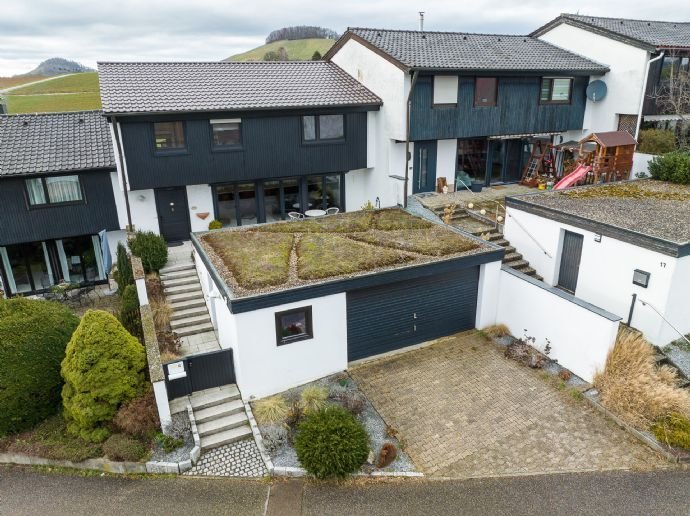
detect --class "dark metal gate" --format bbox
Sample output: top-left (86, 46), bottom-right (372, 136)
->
top-left (164, 348), bottom-right (235, 400)
top-left (557, 231), bottom-right (584, 293)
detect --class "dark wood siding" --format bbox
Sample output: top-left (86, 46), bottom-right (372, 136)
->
top-left (410, 75), bottom-right (588, 141)
top-left (0, 170), bottom-right (120, 246)
top-left (121, 112), bottom-right (369, 190)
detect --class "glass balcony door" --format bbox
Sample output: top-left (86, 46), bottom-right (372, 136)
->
top-left (1, 242), bottom-right (52, 294)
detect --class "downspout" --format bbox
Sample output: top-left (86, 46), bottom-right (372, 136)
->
top-left (110, 115), bottom-right (133, 230)
top-left (634, 51), bottom-right (665, 141)
top-left (403, 70), bottom-right (420, 208)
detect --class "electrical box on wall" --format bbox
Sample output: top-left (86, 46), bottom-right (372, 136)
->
top-left (632, 269), bottom-right (650, 288)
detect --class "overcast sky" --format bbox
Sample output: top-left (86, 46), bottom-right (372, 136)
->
top-left (2, 0), bottom-right (689, 76)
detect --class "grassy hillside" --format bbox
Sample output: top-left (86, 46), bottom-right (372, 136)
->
top-left (227, 38), bottom-right (335, 62)
top-left (4, 72), bottom-right (101, 114)
top-left (0, 76), bottom-right (44, 90)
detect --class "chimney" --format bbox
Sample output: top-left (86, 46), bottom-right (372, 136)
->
top-left (419, 11), bottom-right (425, 31)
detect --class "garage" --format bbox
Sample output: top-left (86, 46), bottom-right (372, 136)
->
top-left (346, 266), bottom-right (480, 361)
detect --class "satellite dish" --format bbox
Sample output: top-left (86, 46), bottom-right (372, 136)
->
top-left (586, 80), bottom-right (607, 102)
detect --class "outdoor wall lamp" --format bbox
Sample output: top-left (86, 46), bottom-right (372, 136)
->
top-left (632, 269), bottom-right (651, 288)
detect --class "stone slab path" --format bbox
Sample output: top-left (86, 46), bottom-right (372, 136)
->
top-left (351, 331), bottom-right (669, 478)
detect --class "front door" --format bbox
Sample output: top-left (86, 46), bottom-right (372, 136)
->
top-left (413, 141), bottom-right (437, 193)
top-left (155, 188), bottom-right (190, 242)
top-left (557, 231), bottom-right (584, 293)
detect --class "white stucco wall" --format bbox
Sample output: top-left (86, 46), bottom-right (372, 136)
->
top-left (660, 255), bottom-right (690, 344)
top-left (632, 152), bottom-right (655, 178)
top-left (128, 190), bottom-right (160, 234)
top-left (504, 206), bottom-right (681, 345)
top-left (496, 268), bottom-right (621, 382)
top-left (186, 184), bottom-right (214, 233)
top-left (476, 260), bottom-right (501, 328)
top-left (538, 23), bottom-right (650, 137)
top-left (109, 171), bottom-right (128, 230)
top-left (436, 139), bottom-right (457, 187)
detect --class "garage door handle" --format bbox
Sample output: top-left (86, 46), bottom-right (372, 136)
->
top-left (413, 312), bottom-right (417, 319)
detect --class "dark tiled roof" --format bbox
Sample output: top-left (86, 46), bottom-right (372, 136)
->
top-left (0, 110), bottom-right (115, 177)
top-left (98, 61), bottom-right (382, 115)
top-left (328, 28), bottom-right (608, 74)
top-left (532, 14), bottom-right (690, 50)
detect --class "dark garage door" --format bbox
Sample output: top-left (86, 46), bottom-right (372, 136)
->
top-left (347, 267), bottom-right (479, 361)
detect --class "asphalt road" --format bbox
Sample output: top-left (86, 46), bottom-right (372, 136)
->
top-left (1, 466), bottom-right (689, 516)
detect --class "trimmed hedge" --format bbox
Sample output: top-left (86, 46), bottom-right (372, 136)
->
top-left (294, 405), bottom-right (369, 479)
top-left (648, 151), bottom-right (690, 185)
top-left (61, 310), bottom-right (147, 442)
top-left (0, 298), bottom-right (79, 436)
top-left (129, 231), bottom-right (168, 273)
top-left (638, 129), bottom-right (676, 155)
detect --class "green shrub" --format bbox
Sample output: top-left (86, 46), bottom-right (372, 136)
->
top-left (113, 243), bottom-right (133, 294)
top-left (0, 298), bottom-right (79, 436)
top-left (208, 219), bottom-right (223, 230)
top-left (652, 413), bottom-right (690, 451)
top-left (294, 406), bottom-right (369, 479)
top-left (119, 284), bottom-right (142, 339)
top-left (253, 395), bottom-right (289, 425)
top-left (61, 310), bottom-right (147, 442)
top-left (648, 151), bottom-right (690, 185)
top-left (638, 129), bottom-right (676, 155)
top-left (102, 434), bottom-right (148, 462)
top-left (154, 432), bottom-right (184, 453)
top-left (129, 231), bottom-right (168, 273)
top-left (300, 385), bottom-right (328, 414)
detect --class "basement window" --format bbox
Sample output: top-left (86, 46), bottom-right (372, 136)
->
top-left (275, 306), bottom-right (313, 345)
top-left (540, 78), bottom-right (573, 104)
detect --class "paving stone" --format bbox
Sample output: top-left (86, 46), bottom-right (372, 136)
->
top-left (183, 438), bottom-right (267, 477)
top-left (350, 331), bottom-right (668, 478)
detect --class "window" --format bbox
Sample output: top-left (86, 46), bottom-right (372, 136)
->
top-left (25, 175), bottom-right (83, 206)
top-left (275, 306), bottom-right (313, 345)
top-left (474, 77), bottom-right (497, 107)
top-left (540, 78), bottom-right (573, 104)
top-left (302, 114), bottom-right (344, 142)
top-left (211, 119), bottom-right (242, 149)
top-left (433, 75), bottom-right (459, 106)
top-left (153, 121), bottom-right (186, 151)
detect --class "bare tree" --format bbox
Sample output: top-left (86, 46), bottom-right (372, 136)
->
top-left (652, 51), bottom-right (690, 149)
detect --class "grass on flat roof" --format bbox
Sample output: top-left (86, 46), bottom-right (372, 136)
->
top-left (200, 208), bottom-right (483, 295)
top-left (563, 181), bottom-right (690, 201)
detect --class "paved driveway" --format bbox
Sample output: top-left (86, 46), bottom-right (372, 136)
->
top-left (350, 332), bottom-right (668, 478)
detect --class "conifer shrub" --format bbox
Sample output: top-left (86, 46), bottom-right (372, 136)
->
top-left (128, 231), bottom-right (168, 273)
top-left (0, 298), bottom-right (79, 436)
top-left (294, 405), bottom-right (369, 479)
top-left (61, 310), bottom-right (147, 442)
top-left (119, 284), bottom-right (142, 339)
top-left (113, 242), bottom-right (134, 293)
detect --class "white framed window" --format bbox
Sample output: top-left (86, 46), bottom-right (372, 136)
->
top-left (433, 75), bottom-right (459, 105)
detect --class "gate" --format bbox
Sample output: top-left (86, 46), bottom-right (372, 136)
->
top-left (164, 348), bottom-right (235, 400)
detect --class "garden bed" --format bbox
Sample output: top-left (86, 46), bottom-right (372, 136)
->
top-left (252, 373), bottom-right (417, 475)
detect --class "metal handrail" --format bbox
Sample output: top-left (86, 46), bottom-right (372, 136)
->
top-left (637, 298), bottom-right (690, 346)
top-left (506, 211), bottom-right (553, 258)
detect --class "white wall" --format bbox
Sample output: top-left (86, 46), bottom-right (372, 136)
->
top-left (109, 171), bottom-right (128, 230)
top-left (436, 139), bottom-right (457, 187)
top-left (504, 206), bottom-right (681, 345)
top-left (496, 268), bottom-right (621, 382)
top-left (186, 184), bottom-right (214, 233)
top-left (632, 152), bottom-right (655, 178)
top-left (128, 190), bottom-right (160, 234)
top-left (433, 76), bottom-right (459, 105)
top-left (475, 260), bottom-right (501, 328)
top-left (656, 255), bottom-right (690, 344)
top-left (538, 23), bottom-right (649, 137)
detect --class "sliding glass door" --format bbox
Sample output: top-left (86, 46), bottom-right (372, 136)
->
top-left (1, 242), bottom-right (51, 294)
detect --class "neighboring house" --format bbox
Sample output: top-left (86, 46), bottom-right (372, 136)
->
top-left (532, 14), bottom-right (690, 140)
top-left (97, 61), bottom-right (382, 241)
top-left (325, 28), bottom-right (608, 199)
top-left (503, 180), bottom-right (690, 348)
top-left (0, 111), bottom-right (122, 297)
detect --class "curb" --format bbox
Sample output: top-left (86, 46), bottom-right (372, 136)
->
top-left (0, 452), bottom-right (147, 474)
top-left (244, 401), bottom-right (274, 473)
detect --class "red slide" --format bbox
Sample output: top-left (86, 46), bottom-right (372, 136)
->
top-left (553, 164), bottom-right (592, 190)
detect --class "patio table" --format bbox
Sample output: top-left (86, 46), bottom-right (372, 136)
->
top-left (305, 209), bottom-right (327, 218)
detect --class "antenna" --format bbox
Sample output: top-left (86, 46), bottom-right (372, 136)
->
top-left (419, 11), bottom-right (425, 31)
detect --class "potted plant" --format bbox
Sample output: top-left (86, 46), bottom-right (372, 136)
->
top-left (470, 181), bottom-right (483, 193)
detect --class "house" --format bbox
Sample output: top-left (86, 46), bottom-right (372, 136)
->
top-left (532, 14), bottom-right (690, 140)
top-left (503, 180), bottom-right (690, 348)
top-left (97, 61), bottom-right (382, 241)
top-left (0, 111), bottom-right (123, 297)
top-left (324, 28), bottom-right (609, 197)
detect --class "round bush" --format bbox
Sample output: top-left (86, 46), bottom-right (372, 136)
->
top-left (102, 434), bottom-right (148, 462)
top-left (61, 310), bottom-right (147, 442)
top-left (648, 151), bottom-right (690, 185)
top-left (294, 405), bottom-right (369, 479)
top-left (128, 231), bottom-right (168, 273)
top-left (208, 219), bottom-right (223, 230)
top-left (0, 298), bottom-right (79, 436)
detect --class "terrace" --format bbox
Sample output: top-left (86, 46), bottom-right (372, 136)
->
top-left (197, 208), bottom-right (491, 298)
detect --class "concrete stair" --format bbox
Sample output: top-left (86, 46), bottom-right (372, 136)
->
top-left (475, 229), bottom-right (545, 282)
top-left (189, 385), bottom-right (252, 451)
top-left (161, 265), bottom-right (214, 338)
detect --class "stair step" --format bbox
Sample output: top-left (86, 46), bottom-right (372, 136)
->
top-left (487, 233), bottom-right (503, 242)
top-left (504, 245), bottom-right (516, 254)
top-left (533, 274), bottom-right (544, 282)
top-left (503, 252), bottom-right (523, 264)
top-left (165, 283), bottom-right (201, 295)
top-left (163, 276), bottom-right (200, 288)
top-left (509, 259), bottom-right (530, 270)
top-left (493, 239), bottom-right (509, 247)
top-left (200, 425), bottom-right (253, 451)
top-left (171, 306), bottom-right (209, 321)
top-left (174, 321), bottom-right (215, 337)
top-left (171, 314), bottom-right (211, 329)
top-left (191, 385), bottom-right (241, 410)
top-left (195, 399), bottom-right (245, 423)
top-left (519, 266), bottom-right (538, 277)
top-left (197, 412), bottom-right (249, 437)
top-left (160, 268), bottom-right (198, 280)
top-left (166, 289), bottom-right (204, 303)
top-left (160, 263), bottom-right (195, 275)
top-left (170, 298), bottom-right (207, 311)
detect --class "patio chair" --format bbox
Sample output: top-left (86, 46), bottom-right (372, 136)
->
top-left (288, 212), bottom-right (305, 220)
top-left (325, 207), bottom-right (340, 216)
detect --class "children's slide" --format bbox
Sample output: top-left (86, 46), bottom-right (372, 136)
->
top-left (553, 164), bottom-right (592, 190)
